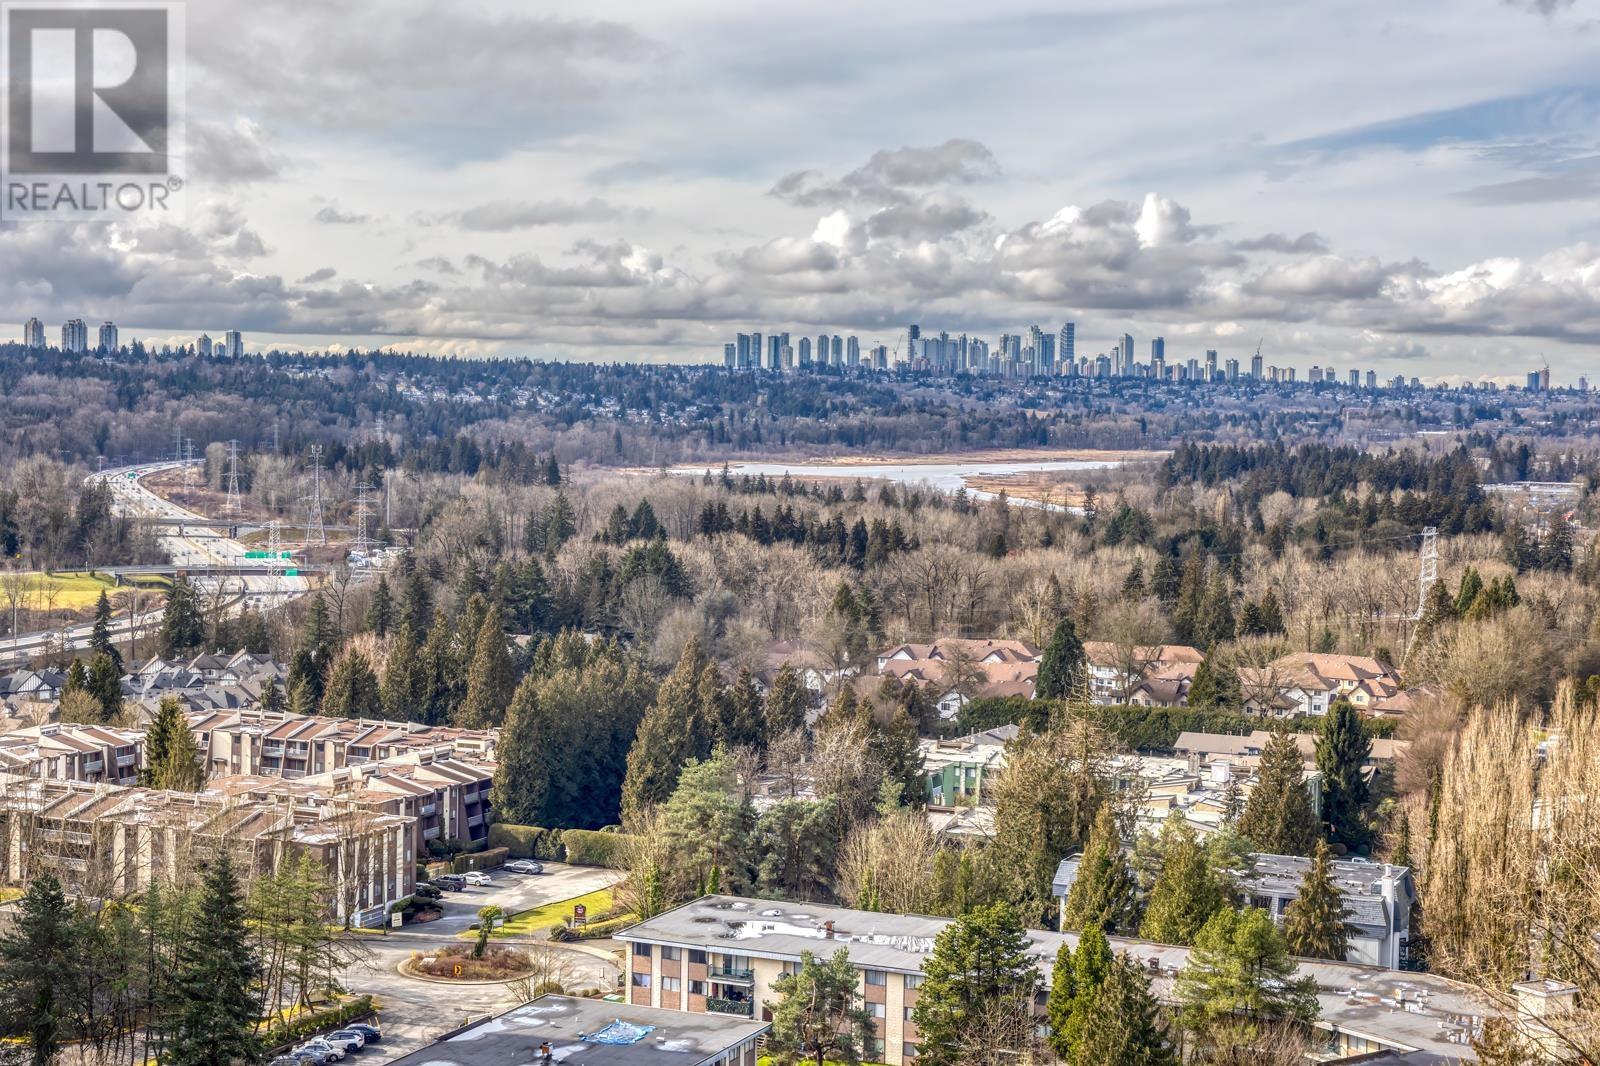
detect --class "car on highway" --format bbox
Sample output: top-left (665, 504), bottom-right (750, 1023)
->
top-left (504, 859), bottom-right (544, 875)
top-left (462, 871), bottom-right (493, 886)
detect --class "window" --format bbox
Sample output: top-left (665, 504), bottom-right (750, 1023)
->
top-left (689, 949), bottom-right (707, 964)
top-left (904, 974), bottom-right (925, 989)
top-left (867, 1038), bottom-right (885, 1058)
top-left (903, 1006), bottom-right (915, 1020)
top-left (630, 973), bottom-right (651, 988)
top-left (661, 977), bottom-right (681, 992)
top-left (904, 1043), bottom-right (921, 1059)
top-left (662, 946), bottom-right (682, 961)
top-left (867, 1002), bottom-right (885, 1018)
top-left (864, 969), bottom-right (887, 986)
top-left (690, 980), bottom-right (707, 995)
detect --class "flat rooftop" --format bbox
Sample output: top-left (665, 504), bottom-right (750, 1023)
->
top-left (622, 895), bottom-right (1493, 1059)
top-left (383, 994), bottom-right (769, 1066)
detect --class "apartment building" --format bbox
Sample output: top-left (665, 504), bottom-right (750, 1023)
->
top-left (1238, 854), bottom-right (1415, 969)
top-left (620, 895), bottom-right (1496, 1065)
top-left (918, 724), bottom-right (1016, 805)
top-left (1082, 642), bottom-right (1205, 704)
top-left (0, 723), bottom-right (143, 784)
top-left (187, 709), bottom-right (496, 780)
top-left (212, 745), bottom-right (495, 854)
top-left (0, 775), bottom-right (413, 922)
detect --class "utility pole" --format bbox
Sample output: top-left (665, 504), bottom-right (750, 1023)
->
top-left (224, 440), bottom-right (243, 515)
top-left (302, 446), bottom-right (326, 546)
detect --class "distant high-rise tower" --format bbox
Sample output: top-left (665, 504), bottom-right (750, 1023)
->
top-left (97, 321), bottom-right (118, 352)
top-left (1121, 333), bottom-right (1134, 376)
top-left (1151, 337), bottom-right (1165, 367)
top-left (223, 330), bottom-right (243, 357)
top-left (798, 337), bottom-right (812, 367)
top-left (1204, 349), bottom-right (1218, 382)
top-left (22, 318), bottom-right (43, 348)
top-left (1349, 369), bottom-right (1360, 388)
top-left (1366, 370), bottom-right (1377, 389)
top-left (60, 319), bottom-right (88, 353)
top-left (831, 335), bottom-right (843, 366)
top-left (1251, 351), bottom-right (1264, 380)
top-left (1059, 322), bottom-right (1075, 372)
top-left (197, 333), bottom-right (213, 357)
top-left (905, 324), bottom-right (921, 366)
top-left (723, 343), bottom-right (736, 368)
top-left (846, 336), bottom-right (860, 367)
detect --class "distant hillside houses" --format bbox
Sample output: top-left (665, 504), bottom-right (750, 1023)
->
top-left (876, 638), bottom-right (1040, 719)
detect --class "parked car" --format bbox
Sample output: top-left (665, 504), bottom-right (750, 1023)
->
top-left (296, 1039), bottom-right (346, 1062)
top-left (322, 1030), bottom-right (365, 1051)
top-left (504, 859), bottom-right (543, 875)
top-left (462, 871), bottom-right (493, 886)
top-left (413, 883), bottom-right (442, 899)
top-left (269, 1057), bottom-right (304, 1066)
top-left (286, 1048), bottom-right (333, 1065)
top-left (344, 1022), bottom-right (382, 1043)
top-left (434, 874), bottom-right (465, 891)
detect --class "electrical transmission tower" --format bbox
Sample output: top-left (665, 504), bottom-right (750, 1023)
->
top-left (301, 446), bottom-right (326, 546)
top-left (1412, 526), bottom-right (1438, 621)
top-left (224, 440), bottom-right (243, 515)
top-left (351, 483), bottom-right (377, 554)
top-left (183, 437), bottom-right (198, 494)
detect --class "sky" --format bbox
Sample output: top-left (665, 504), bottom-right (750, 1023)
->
top-left (3, 0), bottom-right (1600, 381)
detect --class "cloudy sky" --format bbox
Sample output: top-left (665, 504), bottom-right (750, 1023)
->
top-left (4, 0), bottom-right (1600, 380)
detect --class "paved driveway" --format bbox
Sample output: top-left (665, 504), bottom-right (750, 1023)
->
top-left (342, 861), bottom-right (624, 1062)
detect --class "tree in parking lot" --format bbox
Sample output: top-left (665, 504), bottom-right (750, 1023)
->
top-left (765, 949), bottom-right (875, 1066)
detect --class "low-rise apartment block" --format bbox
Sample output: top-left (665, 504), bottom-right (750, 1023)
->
top-left (187, 708), bottom-right (496, 780)
top-left (620, 894), bottom-right (1495, 1065)
top-left (0, 723), bottom-right (143, 784)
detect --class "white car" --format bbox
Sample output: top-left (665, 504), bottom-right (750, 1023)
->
top-left (297, 1039), bottom-right (345, 1062)
top-left (462, 871), bottom-right (493, 886)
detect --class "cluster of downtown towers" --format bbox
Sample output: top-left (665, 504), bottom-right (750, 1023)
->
top-left (725, 322), bottom-right (1386, 388)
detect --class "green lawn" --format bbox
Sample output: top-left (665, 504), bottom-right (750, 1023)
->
top-left (12, 571), bottom-right (119, 609)
top-left (461, 886), bottom-right (616, 940)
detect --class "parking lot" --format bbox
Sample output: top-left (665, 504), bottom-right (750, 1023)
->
top-left (409, 861), bottom-right (621, 937)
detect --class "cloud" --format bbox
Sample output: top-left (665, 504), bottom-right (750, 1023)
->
top-left (1234, 232), bottom-right (1330, 254)
top-left (1503, 0), bottom-right (1574, 14)
top-left (443, 198), bottom-right (646, 232)
top-left (1455, 170), bottom-right (1600, 205)
top-left (770, 139), bottom-right (1002, 207)
top-left (298, 267), bottom-right (337, 283)
top-left (188, 118), bottom-right (287, 185)
top-left (314, 205), bottom-right (369, 225)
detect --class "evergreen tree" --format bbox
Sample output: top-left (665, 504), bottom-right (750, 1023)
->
top-left (287, 676), bottom-right (317, 717)
top-left (140, 696), bottom-right (187, 786)
top-left (159, 576), bottom-right (204, 657)
top-left (489, 674), bottom-right (549, 825)
top-left (320, 651), bottom-right (383, 719)
top-left (0, 874), bottom-right (75, 1066)
top-left (720, 667), bottom-right (766, 750)
top-left (543, 491), bottom-right (576, 555)
top-left (152, 713), bottom-right (205, 791)
top-left (911, 902), bottom-right (1039, 1066)
top-left (1187, 655), bottom-right (1222, 710)
top-left (1139, 819), bottom-right (1227, 945)
top-left (1238, 732), bottom-right (1319, 855)
top-left (456, 603), bottom-right (514, 728)
top-left (91, 589), bottom-right (121, 671)
top-left (298, 592), bottom-right (337, 678)
top-left (764, 949), bottom-right (876, 1066)
top-left (380, 621), bottom-right (422, 721)
top-left (1046, 926), bottom-right (1109, 1059)
top-left (401, 569), bottom-right (432, 633)
top-left (1061, 805), bottom-right (1140, 934)
top-left (1174, 907), bottom-right (1319, 1033)
top-left (364, 575), bottom-right (393, 636)
top-left (258, 675), bottom-right (286, 714)
top-left (763, 664), bottom-right (809, 742)
top-left (1282, 840), bottom-right (1352, 960)
top-left (1455, 565), bottom-right (1484, 616)
top-left (1121, 559), bottom-right (1146, 600)
top-left (1315, 699), bottom-right (1372, 850)
top-left (63, 656), bottom-right (88, 697)
top-left (1074, 955), bottom-right (1178, 1066)
top-left (164, 854), bottom-right (263, 1066)
top-left (86, 652), bottom-right (123, 722)
top-left (1035, 617), bottom-right (1086, 700)
top-left (621, 637), bottom-right (712, 822)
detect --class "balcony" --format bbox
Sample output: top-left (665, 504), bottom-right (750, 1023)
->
top-left (419, 803), bottom-right (437, 816)
top-left (116, 753), bottom-right (136, 766)
top-left (707, 997), bottom-right (753, 1017)
top-left (83, 759), bottom-right (104, 773)
top-left (709, 966), bottom-right (754, 983)
top-left (262, 744), bottom-right (285, 757)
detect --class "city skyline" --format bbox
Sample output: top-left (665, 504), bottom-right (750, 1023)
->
top-left (0, 1), bottom-right (1597, 379)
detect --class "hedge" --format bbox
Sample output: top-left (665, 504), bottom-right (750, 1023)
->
top-left (561, 829), bottom-right (635, 869)
top-left (420, 860), bottom-right (452, 882)
top-left (262, 995), bottom-right (375, 1050)
top-left (488, 824), bottom-right (566, 860)
top-left (453, 846), bottom-right (509, 874)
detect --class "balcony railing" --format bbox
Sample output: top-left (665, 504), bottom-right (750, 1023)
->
top-left (419, 803), bottom-right (437, 816)
top-left (709, 966), bottom-right (755, 983)
top-left (707, 997), bottom-right (753, 1017)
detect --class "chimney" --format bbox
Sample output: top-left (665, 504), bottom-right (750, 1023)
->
top-left (1512, 979), bottom-right (1579, 1020)
top-left (1210, 760), bottom-right (1232, 786)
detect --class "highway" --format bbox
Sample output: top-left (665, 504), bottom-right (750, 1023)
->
top-left (0, 461), bottom-right (313, 665)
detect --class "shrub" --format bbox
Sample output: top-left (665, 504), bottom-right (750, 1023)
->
top-left (562, 830), bottom-right (635, 869)
top-left (453, 846), bottom-right (509, 874)
top-left (488, 823), bottom-right (545, 858)
top-left (549, 921), bottom-right (573, 942)
top-left (536, 828), bottom-right (566, 861)
top-left (574, 913), bottom-right (638, 939)
top-left (422, 859), bottom-right (452, 882)
top-left (532, 980), bottom-right (565, 996)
